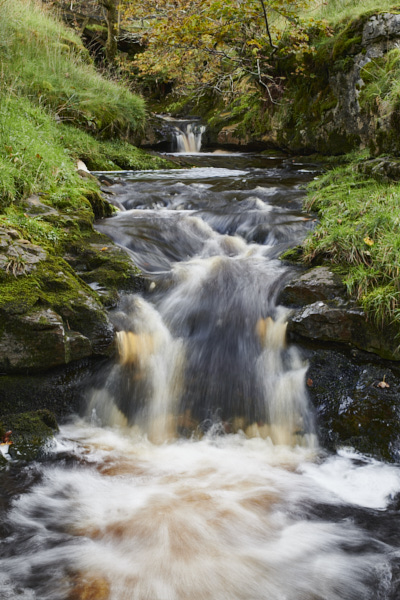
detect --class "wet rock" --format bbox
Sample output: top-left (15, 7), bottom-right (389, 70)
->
top-left (0, 254), bottom-right (116, 374)
top-left (0, 409), bottom-right (59, 462)
top-left (0, 308), bottom-right (106, 372)
top-left (288, 301), bottom-right (399, 360)
top-left (0, 227), bottom-right (47, 276)
top-left (217, 125), bottom-right (251, 147)
top-left (281, 266), bottom-right (400, 361)
top-left (97, 174), bottom-right (116, 186)
top-left (303, 345), bottom-right (400, 461)
top-left (279, 267), bottom-right (346, 306)
top-left (0, 358), bottom-right (108, 418)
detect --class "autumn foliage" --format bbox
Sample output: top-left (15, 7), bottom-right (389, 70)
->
top-left (121, 0), bottom-right (323, 102)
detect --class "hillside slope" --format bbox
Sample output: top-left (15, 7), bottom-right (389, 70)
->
top-left (0, 0), bottom-right (172, 379)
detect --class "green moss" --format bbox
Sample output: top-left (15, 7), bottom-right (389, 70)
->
top-left (0, 254), bottom-right (105, 322)
top-left (59, 124), bottom-right (176, 171)
top-left (85, 23), bottom-right (108, 34)
top-left (280, 246), bottom-right (304, 263)
top-left (0, 273), bottom-right (41, 314)
top-left (0, 409), bottom-right (58, 462)
top-left (85, 189), bottom-right (115, 219)
top-left (331, 33), bottom-right (363, 61)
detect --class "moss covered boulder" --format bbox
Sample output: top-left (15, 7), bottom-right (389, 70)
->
top-left (0, 409), bottom-right (59, 463)
top-left (0, 248), bottom-right (115, 373)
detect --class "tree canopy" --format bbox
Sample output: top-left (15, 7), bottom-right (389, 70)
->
top-left (119, 0), bottom-right (323, 103)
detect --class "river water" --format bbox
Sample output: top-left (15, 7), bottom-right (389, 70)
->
top-left (1, 154), bottom-right (400, 599)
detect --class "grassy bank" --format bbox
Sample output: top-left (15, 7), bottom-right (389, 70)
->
top-left (0, 0), bottom-right (177, 389)
top-left (0, 0), bottom-right (174, 234)
top-left (301, 158), bottom-right (400, 331)
top-left (0, 0), bottom-right (173, 208)
top-left (309, 0), bottom-right (399, 22)
top-left (0, 0), bottom-right (145, 137)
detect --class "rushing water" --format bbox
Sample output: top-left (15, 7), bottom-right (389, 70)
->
top-left (1, 154), bottom-right (400, 600)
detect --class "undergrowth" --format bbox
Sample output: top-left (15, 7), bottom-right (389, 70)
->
top-left (0, 0), bottom-right (173, 212)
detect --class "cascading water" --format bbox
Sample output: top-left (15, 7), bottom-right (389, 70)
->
top-left (1, 154), bottom-right (400, 600)
top-left (174, 122), bottom-right (206, 153)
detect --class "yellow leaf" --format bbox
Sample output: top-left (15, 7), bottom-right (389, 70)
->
top-left (364, 236), bottom-right (374, 246)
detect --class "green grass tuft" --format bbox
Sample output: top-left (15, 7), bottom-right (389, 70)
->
top-left (303, 160), bottom-right (400, 329)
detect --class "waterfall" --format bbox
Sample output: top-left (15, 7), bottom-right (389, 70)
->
top-left (174, 122), bottom-right (206, 153)
top-left (2, 157), bottom-right (399, 600)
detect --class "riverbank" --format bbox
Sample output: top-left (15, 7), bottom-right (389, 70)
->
top-left (0, 0), bottom-right (175, 374)
top-left (0, 0), bottom-right (176, 446)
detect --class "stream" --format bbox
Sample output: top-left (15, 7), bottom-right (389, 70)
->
top-left (1, 153), bottom-right (400, 599)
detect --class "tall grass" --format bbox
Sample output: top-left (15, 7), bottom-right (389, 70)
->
top-left (308, 0), bottom-right (399, 23)
top-left (0, 0), bottom-right (174, 210)
top-left (0, 0), bottom-right (146, 137)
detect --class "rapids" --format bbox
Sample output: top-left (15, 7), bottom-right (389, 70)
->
top-left (1, 153), bottom-right (400, 600)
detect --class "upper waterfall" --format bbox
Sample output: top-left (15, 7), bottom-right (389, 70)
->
top-left (174, 122), bottom-right (206, 153)
top-left (150, 114), bottom-right (206, 153)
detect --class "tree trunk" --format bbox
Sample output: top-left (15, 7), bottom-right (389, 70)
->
top-left (99, 0), bottom-right (118, 64)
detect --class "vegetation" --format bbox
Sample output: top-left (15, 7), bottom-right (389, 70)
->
top-left (120, 0), bottom-right (322, 107)
top-left (0, 0), bottom-right (145, 137)
top-left (303, 159), bottom-right (400, 331)
top-left (0, 0), bottom-right (175, 202)
top-left (309, 0), bottom-right (400, 22)
top-left (59, 124), bottom-right (174, 171)
top-left (0, 0), bottom-right (178, 403)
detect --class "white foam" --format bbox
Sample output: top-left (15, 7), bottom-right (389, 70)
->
top-left (1, 424), bottom-right (394, 599)
top-left (300, 449), bottom-right (400, 509)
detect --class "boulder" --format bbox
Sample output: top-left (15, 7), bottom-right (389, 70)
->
top-left (287, 302), bottom-right (399, 360)
top-left (0, 409), bottom-right (59, 462)
top-left (0, 252), bottom-right (116, 374)
top-left (0, 226), bottom-right (47, 276)
top-left (281, 267), bottom-right (400, 360)
top-left (304, 346), bottom-right (400, 461)
top-left (279, 266), bottom-right (346, 306)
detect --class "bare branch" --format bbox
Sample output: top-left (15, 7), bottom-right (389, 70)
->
top-left (259, 0), bottom-right (278, 56)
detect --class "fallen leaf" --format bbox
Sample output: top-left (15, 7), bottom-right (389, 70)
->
top-left (1, 430), bottom-right (12, 444)
top-left (306, 378), bottom-right (313, 387)
top-left (364, 236), bottom-right (374, 246)
top-left (377, 380), bottom-right (390, 389)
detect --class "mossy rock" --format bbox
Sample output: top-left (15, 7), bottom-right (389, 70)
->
top-left (280, 245), bottom-right (304, 263)
top-left (0, 409), bottom-right (58, 462)
top-left (62, 231), bottom-right (145, 307)
top-left (0, 255), bottom-right (115, 373)
top-left (85, 189), bottom-right (115, 219)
